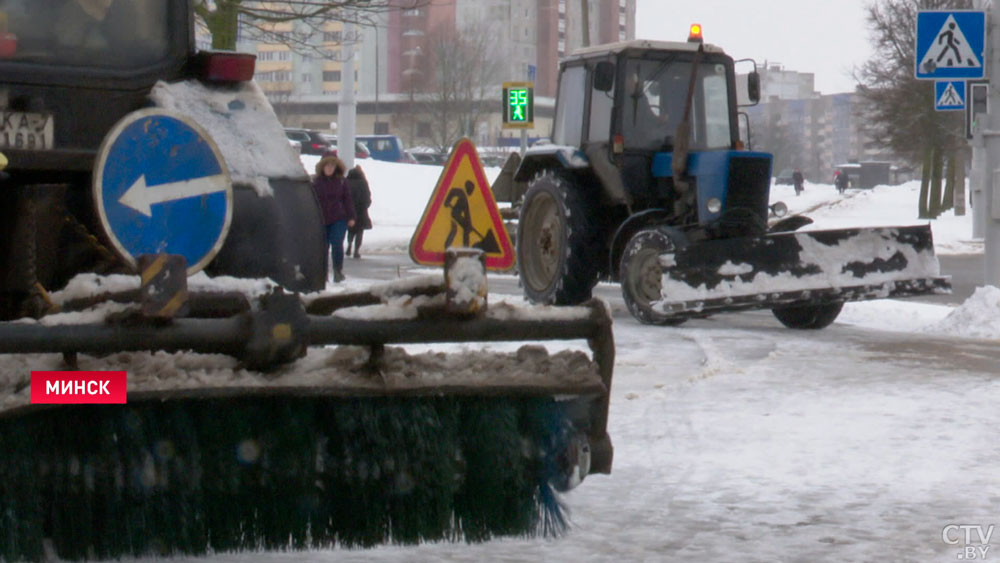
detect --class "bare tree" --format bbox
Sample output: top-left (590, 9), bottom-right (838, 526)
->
top-left (856, 0), bottom-right (970, 218)
top-left (417, 22), bottom-right (505, 151)
top-left (194, 0), bottom-right (426, 52)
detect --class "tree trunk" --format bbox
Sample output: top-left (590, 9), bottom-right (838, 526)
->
top-left (929, 145), bottom-right (944, 218)
top-left (919, 145), bottom-right (932, 219)
top-left (208, 1), bottom-right (241, 51)
top-left (942, 150), bottom-right (956, 214)
top-left (953, 149), bottom-right (966, 216)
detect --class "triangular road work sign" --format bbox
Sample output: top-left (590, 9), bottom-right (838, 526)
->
top-left (410, 138), bottom-right (515, 271)
top-left (919, 14), bottom-right (981, 74)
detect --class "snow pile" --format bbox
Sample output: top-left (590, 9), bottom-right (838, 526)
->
top-left (152, 80), bottom-right (307, 196)
top-left (924, 285), bottom-right (1000, 339)
top-left (333, 293), bottom-right (444, 321)
top-left (773, 180), bottom-right (980, 255)
top-left (838, 298), bottom-right (953, 332)
top-left (446, 254), bottom-right (487, 311)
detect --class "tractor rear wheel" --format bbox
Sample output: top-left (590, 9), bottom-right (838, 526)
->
top-left (620, 228), bottom-right (686, 326)
top-left (516, 171), bottom-right (599, 305)
top-left (768, 219), bottom-right (844, 330)
top-left (771, 302), bottom-right (844, 329)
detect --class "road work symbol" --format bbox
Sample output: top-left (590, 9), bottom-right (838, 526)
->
top-left (935, 80), bottom-right (966, 111)
top-left (410, 138), bottom-right (514, 271)
top-left (444, 180), bottom-right (502, 253)
top-left (93, 108), bottom-right (233, 275)
top-left (916, 11), bottom-right (985, 79)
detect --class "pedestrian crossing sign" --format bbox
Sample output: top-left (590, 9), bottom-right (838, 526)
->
top-left (916, 11), bottom-right (986, 80)
top-left (409, 138), bottom-right (515, 271)
top-left (935, 80), bottom-right (966, 111)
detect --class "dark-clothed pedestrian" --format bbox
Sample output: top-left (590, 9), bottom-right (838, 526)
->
top-left (345, 165), bottom-right (373, 259)
top-left (312, 156), bottom-right (355, 282)
top-left (835, 170), bottom-right (849, 194)
top-left (792, 169), bottom-right (804, 196)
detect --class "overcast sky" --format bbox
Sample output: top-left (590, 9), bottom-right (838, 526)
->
top-left (635, 0), bottom-right (875, 94)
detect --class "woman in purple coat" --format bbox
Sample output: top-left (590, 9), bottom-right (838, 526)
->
top-left (312, 156), bottom-right (355, 282)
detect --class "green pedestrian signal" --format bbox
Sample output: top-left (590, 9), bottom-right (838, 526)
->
top-left (503, 82), bottom-right (534, 129)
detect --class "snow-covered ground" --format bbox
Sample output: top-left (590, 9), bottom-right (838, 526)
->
top-left (9, 157), bottom-right (1000, 563)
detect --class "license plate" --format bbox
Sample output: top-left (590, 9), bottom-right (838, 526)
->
top-left (0, 111), bottom-right (53, 150)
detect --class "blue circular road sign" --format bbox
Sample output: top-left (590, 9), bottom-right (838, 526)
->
top-left (94, 109), bottom-right (232, 275)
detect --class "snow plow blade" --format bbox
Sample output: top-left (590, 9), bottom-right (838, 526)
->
top-left (0, 251), bottom-right (614, 559)
top-left (656, 225), bottom-right (951, 318)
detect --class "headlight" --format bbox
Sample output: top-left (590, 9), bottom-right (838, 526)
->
top-left (770, 201), bottom-right (788, 218)
top-left (706, 197), bottom-right (722, 214)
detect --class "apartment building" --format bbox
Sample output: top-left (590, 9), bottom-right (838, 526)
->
top-left (739, 64), bottom-right (892, 183)
top-left (224, 0), bottom-right (635, 147)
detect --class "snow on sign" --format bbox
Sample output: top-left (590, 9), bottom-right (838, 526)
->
top-left (935, 80), bottom-right (966, 111)
top-left (915, 11), bottom-right (985, 80)
top-left (409, 138), bottom-right (515, 271)
top-left (93, 108), bottom-right (233, 275)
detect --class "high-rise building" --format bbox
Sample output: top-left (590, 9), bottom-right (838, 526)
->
top-left (233, 0), bottom-right (636, 145)
top-left (536, 0), bottom-right (635, 97)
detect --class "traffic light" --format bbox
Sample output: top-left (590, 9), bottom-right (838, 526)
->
top-left (503, 82), bottom-right (534, 129)
top-left (967, 81), bottom-right (989, 138)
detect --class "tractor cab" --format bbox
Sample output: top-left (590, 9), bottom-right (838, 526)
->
top-left (0, 0), bottom-right (190, 171)
top-left (575, 40), bottom-right (740, 155)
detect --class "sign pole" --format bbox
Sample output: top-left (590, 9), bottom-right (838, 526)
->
top-left (339, 19), bottom-right (357, 170)
top-left (971, 1), bottom-right (989, 240)
top-left (972, 128), bottom-right (986, 239)
top-left (985, 0), bottom-right (1000, 285)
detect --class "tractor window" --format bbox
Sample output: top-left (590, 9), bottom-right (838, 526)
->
top-left (0, 0), bottom-right (170, 68)
top-left (701, 66), bottom-right (731, 149)
top-left (553, 65), bottom-right (586, 146)
top-left (588, 64), bottom-right (613, 142)
top-left (622, 57), bottom-right (733, 152)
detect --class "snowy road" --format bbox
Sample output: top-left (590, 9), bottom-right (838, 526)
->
top-left (163, 308), bottom-right (1000, 563)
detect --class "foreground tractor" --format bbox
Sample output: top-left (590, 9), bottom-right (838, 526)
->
top-left (0, 1), bottom-right (614, 558)
top-left (494, 33), bottom-right (949, 328)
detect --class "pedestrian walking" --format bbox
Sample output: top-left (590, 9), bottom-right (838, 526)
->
top-left (312, 156), bottom-right (355, 282)
top-left (345, 165), bottom-right (373, 259)
top-left (792, 169), bottom-right (804, 196)
top-left (835, 170), bottom-right (849, 194)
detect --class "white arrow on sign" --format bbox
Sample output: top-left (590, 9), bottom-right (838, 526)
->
top-left (118, 173), bottom-right (228, 217)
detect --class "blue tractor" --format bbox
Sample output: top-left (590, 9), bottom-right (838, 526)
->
top-left (495, 33), bottom-right (948, 328)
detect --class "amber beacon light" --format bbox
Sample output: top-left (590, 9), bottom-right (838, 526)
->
top-left (688, 23), bottom-right (703, 43)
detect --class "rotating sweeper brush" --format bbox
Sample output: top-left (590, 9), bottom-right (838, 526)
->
top-left (0, 250), bottom-right (614, 560)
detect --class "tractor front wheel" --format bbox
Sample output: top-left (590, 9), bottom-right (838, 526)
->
top-left (516, 171), bottom-right (600, 305)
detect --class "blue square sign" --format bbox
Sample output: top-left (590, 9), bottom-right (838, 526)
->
top-left (916, 11), bottom-right (986, 80)
top-left (935, 80), bottom-right (966, 111)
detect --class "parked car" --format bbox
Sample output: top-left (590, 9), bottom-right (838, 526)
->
top-left (357, 134), bottom-right (412, 163)
top-left (411, 151), bottom-right (447, 165)
top-left (774, 168), bottom-right (795, 185)
top-left (284, 128), bottom-right (335, 156)
top-left (319, 134), bottom-right (371, 159)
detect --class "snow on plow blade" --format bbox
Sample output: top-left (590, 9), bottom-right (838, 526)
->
top-left (656, 225), bottom-right (951, 318)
